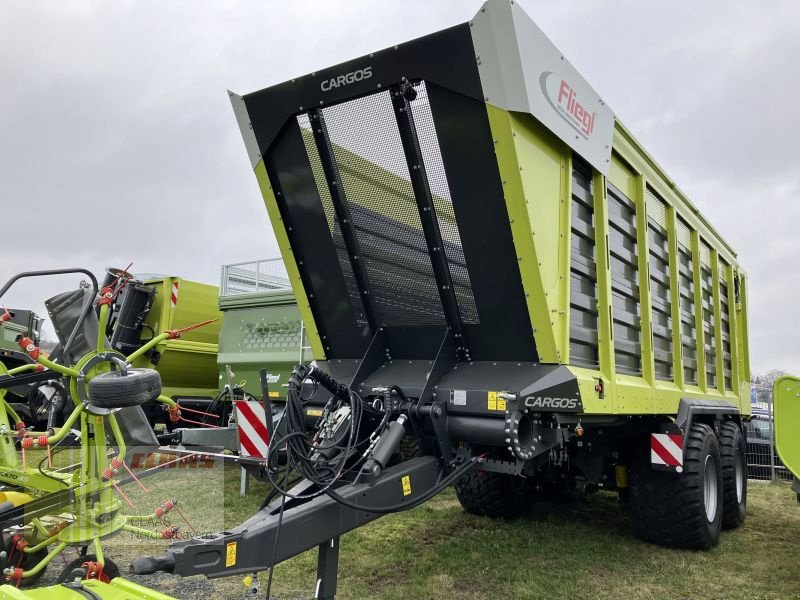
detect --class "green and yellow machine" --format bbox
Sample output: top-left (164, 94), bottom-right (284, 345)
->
top-left (133, 2), bottom-right (753, 597)
top-left (0, 268), bottom-right (201, 587)
top-left (0, 271), bottom-right (221, 432)
top-left (132, 275), bottom-right (221, 402)
top-left (217, 259), bottom-right (306, 402)
top-left (0, 577), bottom-right (176, 600)
top-left (774, 375), bottom-right (800, 497)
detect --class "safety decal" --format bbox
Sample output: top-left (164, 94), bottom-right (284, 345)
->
top-left (650, 433), bottom-right (683, 471)
top-left (226, 541), bottom-right (237, 567)
top-left (235, 400), bottom-right (270, 459)
top-left (401, 475), bottom-right (412, 497)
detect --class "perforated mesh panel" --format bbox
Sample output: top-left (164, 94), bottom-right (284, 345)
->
top-left (297, 114), bottom-right (369, 328)
top-left (645, 186), bottom-right (667, 228)
top-left (719, 264), bottom-right (733, 390)
top-left (676, 216), bottom-right (692, 248)
top-left (569, 158), bottom-right (599, 369)
top-left (701, 264), bottom-right (716, 388)
top-left (296, 84), bottom-right (481, 329)
top-left (648, 216), bottom-right (673, 381)
top-left (320, 91), bottom-right (445, 326)
top-left (410, 81), bottom-right (479, 324)
top-left (700, 241), bottom-right (712, 266)
top-left (608, 183), bottom-right (642, 376)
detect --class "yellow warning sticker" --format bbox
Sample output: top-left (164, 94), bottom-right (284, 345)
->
top-left (401, 475), bottom-right (412, 496)
top-left (307, 409), bottom-right (323, 417)
top-left (487, 391), bottom-right (497, 411)
top-left (226, 542), bottom-right (237, 568)
top-left (269, 391), bottom-right (279, 398)
top-left (497, 398), bottom-right (507, 411)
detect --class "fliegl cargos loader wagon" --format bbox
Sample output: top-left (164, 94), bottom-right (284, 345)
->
top-left (134, 1), bottom-right (751, 593)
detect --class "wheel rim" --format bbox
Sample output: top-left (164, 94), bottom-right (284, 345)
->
top-left (735, 447), bottom-right (744, 504)
top-left (704, 455), bottom-right (718, 522)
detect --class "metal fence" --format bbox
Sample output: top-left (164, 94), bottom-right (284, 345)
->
top-left (220, 258), bottom-right (291, 297)
top-left (745, 385), bottom-right (793, 482)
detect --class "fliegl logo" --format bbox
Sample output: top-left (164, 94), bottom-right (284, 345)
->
top-left (320, 66), bottom-right (373, 92)
top-left (540, 71), bottom-right (597, 139)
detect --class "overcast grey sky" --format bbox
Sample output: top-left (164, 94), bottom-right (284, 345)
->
top-left (1, 1), bottom-right (797, 374)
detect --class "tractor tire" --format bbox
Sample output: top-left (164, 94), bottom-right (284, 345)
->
top-left (454, 470), bottom-right (535, 519)
top-left (719, 421), bottom-right (747, 530)
top-left (57, 555), bottom-right (120, 583)
top-left (630, 423), bottom-right (723, 549)
top-left (88, 369), bottom-right (162, 409)
top-left (399, 435), bottom-right (423, 461)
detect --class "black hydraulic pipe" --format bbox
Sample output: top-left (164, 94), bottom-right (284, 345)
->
top-left (364, 415), bottom-right (407, 476)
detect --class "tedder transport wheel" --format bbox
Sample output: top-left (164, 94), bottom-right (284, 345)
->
top-left (57, 555), bottom-right (121, 583)
top-left (630, 423), bottom-right (723, 549)
top-left (88, 368), bottom-right (162, 408)
top-left (455, 470), bottom-right (535, 519)
top-left (719, 421), bottom-right (747, 529)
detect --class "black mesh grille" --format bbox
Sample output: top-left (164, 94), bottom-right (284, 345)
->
top-left (318, 90), bottom-right (445, 326)
top-left (410, 81), bottom-right (479, 324)
top-left (569, 158), bottom-right (599, 369)
top-left (701, 260), bottom-right (716, 389)
top-left (678, 237), bottom-right (697, 385)
top-left (720, 271), bottom-right (732, 390)
top-left (295, 83), bottom-right (480, 328)
top-left (608, 183), bottom-right (642, 376)
top-left (297, 114), bottom-right (368, 328)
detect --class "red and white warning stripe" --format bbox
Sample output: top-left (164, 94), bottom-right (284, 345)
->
top-left (170, 280), bottom-right (180, 308)
top-left (235, 400), bottom-right (270, 459)
top-left (651, 433), bottom-right (684, 471)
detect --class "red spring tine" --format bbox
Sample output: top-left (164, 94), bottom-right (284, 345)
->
top-left (173, 504), bottom-right (196, 536)
top-left (167, 318), bottom-right (219, 339)
top-left (177, 416), bottom-right (222, 429)
top-left (121, 460), bottom-right (149, 493)
top-left (109, 262), bottom-right (134, 299)
top-left (176, 405), bottom-right (220, 419)
top-left (112, 483), bottom-right (136, 510)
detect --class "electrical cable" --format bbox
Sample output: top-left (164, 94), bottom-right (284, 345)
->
top-left (266, 364), bottom-right (475, 515)
top-left (265, 441), bottom-right (291, 600)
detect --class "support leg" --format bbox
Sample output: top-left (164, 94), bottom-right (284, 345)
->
top-left (314, 536), bottom-right (339, 600)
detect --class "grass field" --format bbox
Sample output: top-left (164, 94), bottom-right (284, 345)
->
top-left (24, 452), bottom-right (800, 599)
top-left (255, 479), bottom-right (800, 600)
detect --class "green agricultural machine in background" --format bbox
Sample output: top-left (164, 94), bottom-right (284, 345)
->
top-left (217, 258), bottom-right (306, 402)
top-left (134, 1), bottom-right (752, 597)
top-left (0, 268), bottom-right (197, 587)
top-left (109, 272), bottom-right (222, 429)
top-left (773, 375), bottom-right (800, 499)
top-left (0, 309), bottom-right (67, 431)
top-left (0, 271), bottom-right (222, 433)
